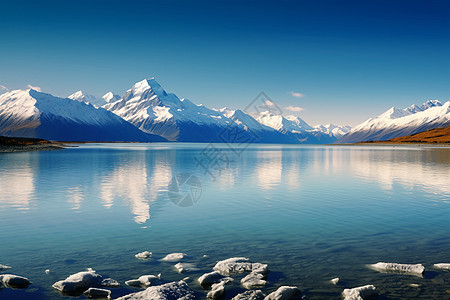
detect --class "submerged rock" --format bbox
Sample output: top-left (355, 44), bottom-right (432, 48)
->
top-left (434, 263), bottom-right (450, 270)
top-left (264, 286), bottom-right (302, 300)
top-left (160, 253), bottom-right (186, 262)
top-left (125, 274), bottom-right (161, 287)
top-left (330, 278), bottom-right (339, 285)
top-left (369, 262), bottom-right (424, 276)
top-left (0, 274), bottom-right (32, 289)
top-left (116, 280), bottom-right (195, 300)
top-left (175, 263), bottom-right (198, 273)
top-left (0, 264), bottom-right (11, 271)
top-left (241, 273), bottom-right (267, 289)
top-left (232, 290), bottom-right (266, 300)
top-left (213, 257), bottom-right (269, 276)
top-left (135, 251), bottom-right (152, 260)
top-left (83, 287), bottom-right (111, 299)
top-left (102, 278), bottom-right (120, 287)
top-left (207, 281), bottom-right (226, 299)
top-left (342, 285), bottom-right (377, 300)
top-left (198, 271), bottom-right (227, 287)
top-left (52, 269), bottom-right (103, 293)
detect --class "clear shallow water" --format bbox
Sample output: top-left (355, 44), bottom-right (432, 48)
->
top-left (0, 143), bottom-right (449, 299)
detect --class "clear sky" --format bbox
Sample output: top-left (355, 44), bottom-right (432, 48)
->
top-left (0, 0), bottom-right (449, 126)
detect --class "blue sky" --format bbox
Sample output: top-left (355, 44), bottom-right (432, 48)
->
top-left (0, 0), bottom-right (449, 126)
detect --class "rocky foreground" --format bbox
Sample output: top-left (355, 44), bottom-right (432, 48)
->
top-left (2, 252), bottom-right (450, 299)
top-left (0, 136), bottom-right (65, 152)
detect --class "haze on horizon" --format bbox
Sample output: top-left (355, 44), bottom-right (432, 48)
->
top-left (0, 0), bottom-right (449, 126)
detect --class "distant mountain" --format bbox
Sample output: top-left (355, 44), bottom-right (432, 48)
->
top-left (314, 124), bottom-right (352, 138)
top-left (68, 90), bottom-right (106, 107)
top-left (0, 89), bottom-right (166, 142)
top-left (102, 92), bottom-right (121, 104)
top-left (104, 78), bottom-right (347, 144)
top-left (338, 100), bottom-right (450, 143)
top-left (256, 111), bottom-right (340, 143)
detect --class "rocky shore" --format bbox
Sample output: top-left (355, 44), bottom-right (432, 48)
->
top-left (0, 136), bottom-right (65, 152)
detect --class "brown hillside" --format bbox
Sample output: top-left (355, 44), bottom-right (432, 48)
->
top-left (389, 126), bottom-right (450, 143)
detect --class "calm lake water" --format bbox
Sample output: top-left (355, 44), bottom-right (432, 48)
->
top-left (0, 143), bottom-right (449, 299)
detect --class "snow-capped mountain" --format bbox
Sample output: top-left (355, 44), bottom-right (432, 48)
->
top-left (314, 124), bottom-right (352, 138)
top-left (102, 92), bottom-right (121, 104)
top-left (0, 89), bottom-right (165, 142)
top-left (68, 90), bottom-right (106, 107)
top-left (338, 100), bottom-right (450, 143)
top-left (256, 111), bottom-right (339, 143)
top-left (104, 78), bottom-right (345, 144)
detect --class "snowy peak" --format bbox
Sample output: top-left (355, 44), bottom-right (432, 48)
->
top-left (0, 88), bottom-right (164, 142)
top-left (314, 124), bottom-right (352, 137)
top-left (102, 92), bottom-right (121, 103)
top-left (257, 111), bottom-right (313, 133)
top-left (68, 90), bottom-right (106, 107)
top-left (338, 99), bottom-right (450, 143)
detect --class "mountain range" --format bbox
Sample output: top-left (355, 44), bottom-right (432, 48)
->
top-left (0, 77), bottom-right (448, 144)
top-left (337, 100), bottom-right (450, 143)
top-left (0, 89), bottom-right (165, 142)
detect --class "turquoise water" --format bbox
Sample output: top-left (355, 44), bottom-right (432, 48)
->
top-left (0, 143), bottom-right (449, 299)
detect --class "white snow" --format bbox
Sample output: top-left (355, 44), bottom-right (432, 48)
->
top-left (116, 280), bottom-right (195, 300)
top-left (160, 253), bottom-right (186, 262)
top-left (264, 286), bottom-right (302, 299)
top-left (0, 274), bottom-right (32, 289)
top-left (68, 90), bottom-right (106, 107)
top-left (125, 274), bottom-right (161, 287)
top-left (369, 262), bottom-right (425, 275)
top-left (102, 92), bottom-right (120, 104)
top-left (342, 285), bottom-right (377, 300)
top-left (135, 251), bottom-right (152, 260)
top-left (339, 100), bottom-right (450, 143)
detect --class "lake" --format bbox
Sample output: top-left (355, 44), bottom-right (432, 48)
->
top-left (0, 143), bottom-right (449, 299)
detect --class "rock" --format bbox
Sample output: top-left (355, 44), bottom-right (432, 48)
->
top-left (0, 264), bottom-right (11, 271)
top-left (83, 287), bottom-right (111, 298)
top-left (101, 278), bottom-right (120, 287)
top-left (207, 281), bottom-right (226, 299)
top-left (125, 274), bottom-right (161, 287)
top-left (213, 257), bottom-right (269, 276)
top-left (116, 280), bottom-right (195, 300)
top-left (0, 274), bottom-right (32, 289)
top-left (174, 263), bottom-right (198, 273)
top-left (369, 262), bottom-right (424, 275)
top-left (232, 290), bottom-right (266, 300)
top-left (434, 263), bottom-right (450, 270)
top-left (45, 269), bottom-right (51, 274)
top-left (52, 269), bottom-right (103, 293)
top-left (198, 271), bottom-right (226, 287)
top-left (160, 253), bottom-right (186, 262)
top-left (264, 286), bottom-right (302, 300)
top-left (330, 278), bottom-right (339, 285)
top-left (135, 251), bottom-right (152, 260)
top-left (342, 285), bottom-right (377, 300)
top-left (241, 273), bottom-right (267, 289)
